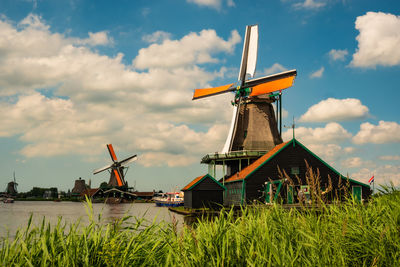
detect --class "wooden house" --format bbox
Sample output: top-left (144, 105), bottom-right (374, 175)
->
top-left (182, 174), bottom-right (226, 209)
top-left (223, 139), bottom-right (371, 206)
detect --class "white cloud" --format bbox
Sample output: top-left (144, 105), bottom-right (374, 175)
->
top-left (309, 66), bottom-right (324, 78)
top-left (75, 31), bottom-right (114, 46)
top-left (341, 157), bottom-right (375, 169)
top-left (351, 12), bottom-right (400, 68)
top-left (282, 122), bottom-right (352, 144)
top-left (353, 121), bottom-right (400, 144)
top-left (351, 165), bottom-right (400, 187)
top-left (293, 0), bottom-right (326, 9)
top-left (0, 14), bottom-right (239, 166)
top-left (133, 29), bottom-right (240, 69)
top-left (328, 49), bottom-right (348, 61)
top-left (343, 147), bottom-right (356, 154)
top-left (379, 155), bottom-right (400, 161)
top-left (263, 63), bottom-right (288, 75)
top-left (306, 144), bottom-right (343, 163)
top-left (142, 31), bottom-right (172, 43)
top-left (187, 0), bottom-right (235, 10)
top-left (299, 98), bottom-right (369, 122)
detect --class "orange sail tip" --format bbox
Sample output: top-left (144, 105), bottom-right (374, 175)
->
top-left (113, 169), bottom-right (123, 187)
top-left (107, 144), bottom-right (118, 162)
top-left (192, 83), bottom-right (234, 100)
top-left (250, 76), bottom-right (296, 97)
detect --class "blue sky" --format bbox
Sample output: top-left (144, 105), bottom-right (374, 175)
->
top-left (0, 0), bottom-right (399, 192)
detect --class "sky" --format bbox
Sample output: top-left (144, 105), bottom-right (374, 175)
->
top-left (0, 0), bottom-right (399, 193)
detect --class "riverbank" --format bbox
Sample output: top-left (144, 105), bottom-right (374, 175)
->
top-left (1, 188), bottom-right (399, 266)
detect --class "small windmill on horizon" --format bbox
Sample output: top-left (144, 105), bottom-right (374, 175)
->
top-left (5, 171), bottom-right (18, 196)
top-left (93, 144), bottom-right (137, 188)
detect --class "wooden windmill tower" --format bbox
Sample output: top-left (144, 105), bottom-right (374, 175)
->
top-left (193, 25), bottom-right (297, 179)
top-left (6, 171), bottom-right (18, 195)
top-left (93, 144), bottom-right (137, 188)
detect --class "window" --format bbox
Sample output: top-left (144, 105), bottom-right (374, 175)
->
top-left (291, 166), bottom-right (299, 175)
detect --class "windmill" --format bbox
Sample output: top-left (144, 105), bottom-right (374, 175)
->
top-left (193, 25), bottom-right (297, 178)
top-left (193, 25), bottom-right (296, 152)
top-left (93, 144), bottom-right (137, 187)
top-left (6, 171), bottom-right (18, 195)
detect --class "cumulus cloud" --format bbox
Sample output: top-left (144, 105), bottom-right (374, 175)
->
top-left (328, 49), bottom-right (348, 61)
top-left (309, 66), bottom-right (324, 78)
top-left (75, 31), bottom-right (114, 46)
top-left (142, 31), bottom-right (172, 43)
top-left (341, 157), bottom-right (375, 169)
top-left (351, 12), bottom-right (400, 68)
top-left (0, 14), bottom-right (239, 166)
top-left (263, 63), bottom-right (288, 75)
top-left (299, 98), bottom-right (369, 122)
top-left (133, 29), bottom-right (240, 69)
top-left (353, 121), bottom-right (400, 144)
top-left (282, 122), bottom-right (352, 144)
top-left (306, 144), bottom-right (345, 163)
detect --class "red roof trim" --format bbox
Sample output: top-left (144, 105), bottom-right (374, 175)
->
top-left (224, 141), bottom-right (290, 183)
top-left (182, 175), bottom-right (205, 191)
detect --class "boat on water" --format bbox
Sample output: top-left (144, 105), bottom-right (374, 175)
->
top-left (154, 192), bottom-right (184, 207)
top-left (3, 198), bottom-right (14, 203)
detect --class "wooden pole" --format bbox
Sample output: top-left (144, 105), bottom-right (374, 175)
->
top-left (279, 93), bottom-right (282, 136)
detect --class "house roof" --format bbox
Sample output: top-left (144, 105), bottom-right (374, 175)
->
top-left (224, 139), bottom-right (370, 188)
top-left (182, 174), bottom-right (226, 191)
top-left (103, 188), bottom-right (137, 196)
top-left (81, 188), bottom-right (102, 197)
top-left (224, 141), bottom-right (290, 183)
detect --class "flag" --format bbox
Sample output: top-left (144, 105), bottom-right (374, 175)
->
top-left (368, 175), bottom-right (375, 184)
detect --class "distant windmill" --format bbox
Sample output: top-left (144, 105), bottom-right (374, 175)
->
top-left (192, 24), bottom-right (297, 153)
top-left (6, 171), bottom-right (18, 195)
top-left (93, 144), bottom-right (137, 187)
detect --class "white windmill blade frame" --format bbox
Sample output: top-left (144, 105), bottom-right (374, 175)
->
top-left (120, 155), bottom-right (138, 167)
top-left (93, 163), bottom-right (114, 175)
top-left (221, 105), bottom-right (239, 153)
top-left (245, 25), bottom-right (258, 79)
top-left (238, 24), bottom-right (258, 83)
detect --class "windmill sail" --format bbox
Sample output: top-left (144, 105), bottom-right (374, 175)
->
top-left (222, 25), bottom-right (258, 153)
top-left (192, 24), bottom-right (296, 155)
top-left (93, 144), bottom-right (137, 187)
top-left (221, 105), bottom-right (238, 153)
top-left (238, 24), bottom-right (258, 82)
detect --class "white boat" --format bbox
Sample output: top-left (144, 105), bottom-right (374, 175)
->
top-left (154, 192), bottom-right (184, 207)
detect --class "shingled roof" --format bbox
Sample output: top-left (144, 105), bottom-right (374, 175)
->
top-left (224, 141), bottom-right (290, 183)
top-left (224, 139), bottom-right (369, 187)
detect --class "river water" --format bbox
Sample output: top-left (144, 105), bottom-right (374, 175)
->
top-left (0, 201), bottom-right (185, 238)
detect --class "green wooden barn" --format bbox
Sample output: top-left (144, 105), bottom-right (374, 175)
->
top-left (223, 139), bottom-right (371, 206)
top-left (182, 174), bottom-right (226, 209)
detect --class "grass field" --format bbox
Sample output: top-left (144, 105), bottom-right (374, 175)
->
top-left (1, 186), bottom-right (399, 266)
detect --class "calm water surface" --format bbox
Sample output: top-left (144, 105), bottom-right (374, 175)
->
top-left (0, 201), bottom-right (184, 237)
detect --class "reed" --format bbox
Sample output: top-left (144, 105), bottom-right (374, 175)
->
top-left (1, 191), bottom-right (400, 266)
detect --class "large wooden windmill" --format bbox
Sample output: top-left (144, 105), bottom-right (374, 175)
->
top-left (93, 144), bottom-right (137, 187)
top-left (193, 25), bottom-right (297, 178)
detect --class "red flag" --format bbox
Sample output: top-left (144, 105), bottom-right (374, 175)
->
top-left (368, 175), bottom-right (375, 184)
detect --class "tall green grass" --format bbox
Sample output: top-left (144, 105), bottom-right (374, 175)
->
top-left (1, 192), bottom-right (400, 266)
